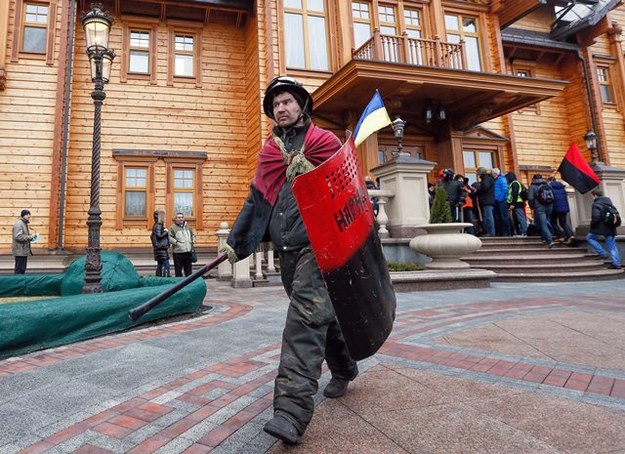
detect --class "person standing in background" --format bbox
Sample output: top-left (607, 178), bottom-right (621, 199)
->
top-left (168, 212), bottom-right (195, 277)
top-left (12, 209), bottom-right (37, 274)
top-left (151, 209), bottom-right (171, 277)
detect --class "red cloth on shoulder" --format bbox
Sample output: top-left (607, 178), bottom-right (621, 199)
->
top-left (252, 123), bottom-right (342, 206)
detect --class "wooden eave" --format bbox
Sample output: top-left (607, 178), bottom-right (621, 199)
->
top-left (312, 60), bottom-right (567, 132)
top-left (498, 0), bottom-right (547, 29)
top-left (83, 0), bottom-right (252, 24)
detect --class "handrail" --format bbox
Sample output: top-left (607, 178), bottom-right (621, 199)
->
top-left (353, 30), bottom-right (466, 70)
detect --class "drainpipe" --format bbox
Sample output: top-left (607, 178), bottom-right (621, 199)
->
top-left (57, 0), bottom-right (76, 249)
top-left (577, 48), bottom-right (603, 162)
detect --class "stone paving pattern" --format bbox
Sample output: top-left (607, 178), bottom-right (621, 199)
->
top-left (1, 279), bottom-right (625, 453)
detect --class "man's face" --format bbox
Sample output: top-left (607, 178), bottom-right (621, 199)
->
top-left (272, 92), bottom-right (302, 128)
top-left (23, 214), bottom-right (31, 222)
top-left (176, 214), bottom-right (185, 224)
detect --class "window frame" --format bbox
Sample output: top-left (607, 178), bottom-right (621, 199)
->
top-left (11, 0), bottom-right (57, 65)
top-left (167, 22), bottom-right (203, 87)
top-left (282, 0), bottom-right (332, 72)
top-left (351, 0), bottom-right (374, 50)
top-left (442, 9), bottom-right (487, 72)
top-left (121, 20), bottom-right (158, 84)
top-left (596, 63), bottom-right (617, 108)
top-left (115, 158), bottom-right (156, 229)
top-left (510, 61), bottom-right (541, 114)
top-left (166, 160), bottom-right (204, 230)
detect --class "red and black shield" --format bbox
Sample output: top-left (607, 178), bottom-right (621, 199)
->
top-left (292, 136), bottom-right (396, 360)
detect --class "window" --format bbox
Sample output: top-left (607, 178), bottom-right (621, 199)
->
top-left (352, 1), bottom-right (372, 49)
top-left (514, 67), bottom-right (540, 114)
top-left (403, 7), bottom-right (422, 39)
top-left (168, 27), bottom-right (202, 87)
top-left (129, 30), bottom-right (150, 74)
top-left (463, 149), bottom-right (494, 184)
top-left (173, 168), bottom-right (195, 217)
top-left (597, 66), bottom-right (615, 105)
top-left (284, 0), bottom-right (329, 71)
top-left (378, 5), bottom-right (396, 35)
top-left (445, 13), bottom-right (482, 71)
top-left (124, 167), bottom-right (148, 217)
top-left (166, 161), bottom-right (204, 228)
top-left (22, 3), bottom-right (48, 54)
top-left (174, 34), bottom-right (195, 77)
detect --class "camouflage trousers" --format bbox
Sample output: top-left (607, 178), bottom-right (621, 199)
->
top-left (274, 247), bottom-right (358, 434)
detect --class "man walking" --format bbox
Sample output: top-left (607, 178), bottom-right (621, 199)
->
top-left (506, 172), bottom-right (527, 236)
top-left (221, 76), bottom-right (358, 445)
top-left (528, 174), bottom-right (554, 248)
top-left (12, 209), bottom-right (37, 274)
top-left (587, 189), bottom-right (621, 269)
top-left (168, 213), bottom-right (195, 277)
top-left (549, 176), bottom-right (574, 244)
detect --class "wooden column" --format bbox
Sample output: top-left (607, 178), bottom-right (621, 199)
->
top-left (0, 0), bottom-right (9, 89)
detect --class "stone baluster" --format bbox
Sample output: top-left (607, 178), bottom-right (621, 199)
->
top-left (376, 196), bottom-right (390, 238)
top-left (266, 243), bottom-right (275, 272)
top-left (215, 221), bottom-right (232, 281)
top-left (254, 245), bottom-right (264, 280)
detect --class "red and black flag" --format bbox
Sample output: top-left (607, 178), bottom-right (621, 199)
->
top-left (292, 136), bottom-right (396, 361)
top-left (557, 142), bottom-right (600, 194)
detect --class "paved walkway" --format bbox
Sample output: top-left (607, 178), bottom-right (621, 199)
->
top-left (2, 280), bottom-right (625, 453)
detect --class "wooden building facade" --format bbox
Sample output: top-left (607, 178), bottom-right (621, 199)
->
top-left (1, 0), bottom-right (624, 252)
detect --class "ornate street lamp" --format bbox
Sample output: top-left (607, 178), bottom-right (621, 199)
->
top-left (391, 116), bottom-right (407, 157)
top-left (583, 129), bottom-right (598, 165)
top-left (81, 3), bottom-right (115, 293)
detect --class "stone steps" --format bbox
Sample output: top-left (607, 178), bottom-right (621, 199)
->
top-left (463, 237), bottom-right (624, 282)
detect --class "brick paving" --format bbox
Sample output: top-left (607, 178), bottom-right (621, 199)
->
top-left (1, 279), bottom-right (625, 453)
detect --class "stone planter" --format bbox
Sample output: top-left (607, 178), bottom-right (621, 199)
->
top-left (409, 223), bottom-right (482, 269)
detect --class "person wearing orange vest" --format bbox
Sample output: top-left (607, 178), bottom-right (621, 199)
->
top-left (456, 175), bottom-right (475, 234)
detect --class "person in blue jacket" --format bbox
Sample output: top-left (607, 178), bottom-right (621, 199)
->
top-left (548, 176), bottom-right (574, 244)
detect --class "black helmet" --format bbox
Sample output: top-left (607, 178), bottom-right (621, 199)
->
top-left (442, 168), bottom-right (454, 178)
top-left (263, 76), bottom-right (313, 120)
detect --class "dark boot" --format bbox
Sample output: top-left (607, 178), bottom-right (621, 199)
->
top-left (263, 415), bottom-right (302, 445)
top-left (323, 378), bottom-right (350, 398)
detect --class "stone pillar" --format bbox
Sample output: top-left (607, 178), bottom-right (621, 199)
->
top-left (215, 222), bottom-right (232, 281)
top-left (232, 256), bottom-right (252, 288)
top-left (370, 155), bottom-right (436, 238)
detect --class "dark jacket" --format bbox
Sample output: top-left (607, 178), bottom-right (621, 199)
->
top-left (440, 178), bottom-right (466, 207)
top-left (590, 196), bottom-right (618, 236)
top-left (475, 174), bottom-right (495, 206)
top-left (550, 180), bottom-right (570, 214)
top-left (151, 212), bottom-right (170, 261)
top-left (505, 172), bottom-right (523, 205)
top-left (227, 120), bottom-right (341, 259)
top-left (528, 178), bottom-right (551, 210)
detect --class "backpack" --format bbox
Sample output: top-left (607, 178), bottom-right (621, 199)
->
top-left (536, 183), bottom-right (554, 204)
top-left (602, 204), bottom-right (622, 227)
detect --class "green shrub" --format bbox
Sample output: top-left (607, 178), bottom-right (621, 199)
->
top-left (429, 185), bottom-right (452, 223)
top-left (386, 262), bottom-right (426, 272)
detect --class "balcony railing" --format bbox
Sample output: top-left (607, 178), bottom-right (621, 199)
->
top-left (353, 29), bottom-right (467, 70)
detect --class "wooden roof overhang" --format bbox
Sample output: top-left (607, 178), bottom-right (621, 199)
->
top-left (312, 60), bottom-right (567, 132)
top-left (81, 0), bottom-right (253, 24)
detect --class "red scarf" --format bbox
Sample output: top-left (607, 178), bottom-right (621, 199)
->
top-left (253, 123), bottom-right (342, 206)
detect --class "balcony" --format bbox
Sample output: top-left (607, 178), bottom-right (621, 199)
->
top-left (353, 30), bottom-right (467, 71)
top-left (313, 34), bottom-right (567, 133)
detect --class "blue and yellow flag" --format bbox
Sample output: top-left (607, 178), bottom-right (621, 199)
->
top-left (353, 90), bottom-right (392, 147)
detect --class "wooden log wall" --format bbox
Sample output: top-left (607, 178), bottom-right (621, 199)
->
top-left (0, 0), bottom-right (64, 253)
top-left (63, 12), bottom-right (251, 250)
